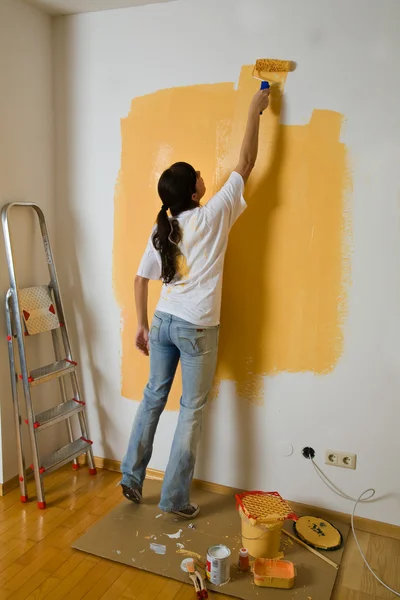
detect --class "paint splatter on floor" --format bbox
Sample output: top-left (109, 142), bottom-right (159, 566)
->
top-left (113, 65), bottom-right (351, 407)
top-left (176, 549), bottom-right (203, 562)
top-left (150, 543), bottom-right (167, 555)
top-left (165, 529), bottom-right (183, 539)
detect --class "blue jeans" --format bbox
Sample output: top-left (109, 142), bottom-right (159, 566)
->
top-left (121, 311), bottom-right (219, 511)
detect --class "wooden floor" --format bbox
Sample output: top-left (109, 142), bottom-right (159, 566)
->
top-left (0, 466), bottom-right (398, 600)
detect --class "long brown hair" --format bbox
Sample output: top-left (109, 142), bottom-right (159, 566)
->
top-left (152, 162), bottom-right (197, 283)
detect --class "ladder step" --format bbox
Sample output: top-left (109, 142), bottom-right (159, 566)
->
top-left (39, 438), bottom-right (93, 475)
top-left (25, 359), bottom-right (77, 387)
top-left (29, 399), bottom-right (85, 431)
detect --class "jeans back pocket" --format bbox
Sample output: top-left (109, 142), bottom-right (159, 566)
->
top-left (177, 326), bottom-right (217, 356)
top-left (150, 314), bottom-right (162, 343)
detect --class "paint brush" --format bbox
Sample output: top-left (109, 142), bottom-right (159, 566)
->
top-left (187, 560), bottom-right (208, 598)
top-left (253, 58), bottom-right (294, 113)
top-left (195, 569), bottom-right (208, 599)
top-left (187, 560), bottom-right (201, 598)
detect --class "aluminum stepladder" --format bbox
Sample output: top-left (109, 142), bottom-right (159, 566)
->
top-left (2, 202), bottom-right (96, 508)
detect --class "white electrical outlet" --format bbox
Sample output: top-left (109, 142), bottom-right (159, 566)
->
top-left (326, 451), bottom-right (338, 466)
top-left (325, 450), bottom-right (357, 470)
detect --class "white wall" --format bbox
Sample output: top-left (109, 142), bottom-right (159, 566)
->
top-left (53, 0), bottom-right (400, 525)
top-left (0, 0), bottom-right (66, 483)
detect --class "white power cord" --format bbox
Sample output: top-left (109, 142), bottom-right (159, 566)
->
top-left (311, 459), bottom-right (375, 503)
top-left (310, 458), bottom-right (400, 597)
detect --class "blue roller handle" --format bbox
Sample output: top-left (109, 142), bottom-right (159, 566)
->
top-left (260, 80), bottom-right (270, 115)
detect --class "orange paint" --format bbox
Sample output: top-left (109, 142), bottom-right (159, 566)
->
top-left (113, 66), bottom-right (351, 409)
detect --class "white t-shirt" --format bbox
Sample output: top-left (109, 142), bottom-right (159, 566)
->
top-left (137, 171), bottom-right (246, 326)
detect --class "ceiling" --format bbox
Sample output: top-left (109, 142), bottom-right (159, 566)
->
top-left (25, 0), bottom-right (173, 16)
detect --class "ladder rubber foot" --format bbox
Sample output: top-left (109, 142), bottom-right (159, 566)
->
top-left (72, 463), bottom-right (80, 471)
top-left (37, 501), bottom-right (46, 510)
top-left (20, 495), bottom-right (28, 503)
top-left (88, 468), bottom-right (97, 476)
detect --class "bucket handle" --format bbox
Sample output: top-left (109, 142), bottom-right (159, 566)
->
top-left (241, 532), bottom-right (275, 541)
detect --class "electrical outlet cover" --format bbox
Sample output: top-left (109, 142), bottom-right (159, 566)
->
top-left (325, 450), bottom-right (357, 470)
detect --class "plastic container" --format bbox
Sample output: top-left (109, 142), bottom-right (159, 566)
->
top-left (239, 507), bottom-right (284, 558)
top-left (235, 491), bottom-right (297, 559)
top-left (238, 548), bottom-right (250, 572)
top-left (253, 558), bottom-right (295, 589)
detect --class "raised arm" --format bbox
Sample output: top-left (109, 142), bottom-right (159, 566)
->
top-left (235, 88), bottom-right (270, 183)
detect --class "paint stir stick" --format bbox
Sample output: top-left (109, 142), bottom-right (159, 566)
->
top-left (282, 530), bottom-right (339, 569)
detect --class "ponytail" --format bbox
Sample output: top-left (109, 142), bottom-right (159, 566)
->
top-left (152, 208), bottom-right (182, 284)
top-left (153, 162), bottom-right (198, 284)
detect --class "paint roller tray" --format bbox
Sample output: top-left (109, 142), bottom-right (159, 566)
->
top-left (253, 558), bottom-right (295, 589)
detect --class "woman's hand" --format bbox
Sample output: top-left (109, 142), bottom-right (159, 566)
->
top-left (250, 88), bottom-right (270, 114)
top-left (136, 325), bottom-right (150, 356)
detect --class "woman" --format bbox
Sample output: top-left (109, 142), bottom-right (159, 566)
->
top-left (121, 87), bottom-right (270, 518)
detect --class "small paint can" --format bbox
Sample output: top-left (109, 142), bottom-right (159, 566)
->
top-left (206, 544), bottom-right (231, 585)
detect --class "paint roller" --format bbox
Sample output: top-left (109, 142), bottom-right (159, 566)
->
top-left (253, 58), bottom-right (294, 113)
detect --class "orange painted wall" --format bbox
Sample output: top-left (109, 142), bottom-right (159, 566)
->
top-left (113, 66), bottom-right (351, 409)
